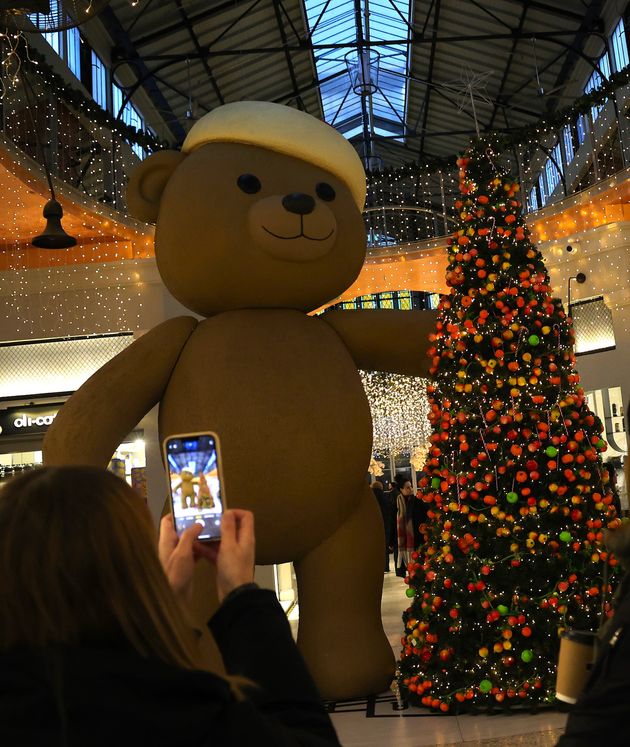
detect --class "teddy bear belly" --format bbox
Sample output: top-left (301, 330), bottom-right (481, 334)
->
top-left (159, 310), bottom-right (373, 563)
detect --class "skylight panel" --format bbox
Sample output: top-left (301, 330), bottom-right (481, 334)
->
top-left (302, 0), bottom-right (412, 140)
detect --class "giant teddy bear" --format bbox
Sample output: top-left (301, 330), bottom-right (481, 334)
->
top-left (43, 102), bottom-right (436, 700)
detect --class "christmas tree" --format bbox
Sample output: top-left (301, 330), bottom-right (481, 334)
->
top-left (397, 146), bottom-right (621, 713)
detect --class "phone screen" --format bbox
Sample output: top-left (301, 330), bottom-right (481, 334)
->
top-left (165, 434), bottom-right (224, 541)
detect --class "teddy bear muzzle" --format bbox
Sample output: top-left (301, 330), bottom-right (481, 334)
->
top-left (247, 194), bottom-right (338, 262)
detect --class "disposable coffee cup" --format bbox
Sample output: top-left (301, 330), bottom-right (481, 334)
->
top-left (555, 629), bottom-right (597, 704)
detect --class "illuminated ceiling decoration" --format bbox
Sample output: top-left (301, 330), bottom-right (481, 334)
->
top-left (0, 133), bottom-right (152, 268)
top-left (360, 370), bottom-right (430, 456)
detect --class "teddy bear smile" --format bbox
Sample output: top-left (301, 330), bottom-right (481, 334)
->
top-left (262, 225), bottom-right (335, 242)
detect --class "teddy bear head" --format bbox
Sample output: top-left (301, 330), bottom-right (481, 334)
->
top-left (127, 102), bottom-right (367, 315)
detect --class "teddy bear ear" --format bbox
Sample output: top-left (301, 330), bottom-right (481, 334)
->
top-left (126, 150), bottom-right (186, 223)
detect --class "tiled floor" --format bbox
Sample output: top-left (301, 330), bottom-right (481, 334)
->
top-left (325, 570), bottom-right (569, 747)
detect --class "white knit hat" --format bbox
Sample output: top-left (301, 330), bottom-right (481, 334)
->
top-left (182, 101), bottom-right (366, 209)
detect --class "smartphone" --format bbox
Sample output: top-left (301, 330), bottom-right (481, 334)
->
top-left (163, 432), bottom-right (225, 542)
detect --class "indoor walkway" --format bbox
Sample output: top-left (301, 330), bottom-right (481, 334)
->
top-left (327, 573), bottom-right (568, 747)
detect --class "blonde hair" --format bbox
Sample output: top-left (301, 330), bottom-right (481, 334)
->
top-left (0, 466), bottom-right (248, 697)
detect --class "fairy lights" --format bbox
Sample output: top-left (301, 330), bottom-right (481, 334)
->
top-left (396, 146), bottom-right (621, 714)
top-left (360, 370), bottom-right (431, 457)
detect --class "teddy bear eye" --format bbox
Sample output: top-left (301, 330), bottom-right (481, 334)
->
top-left (237, 174), bottom-right (261, 194)
top-left (316, 182), bottom-right (336, 201)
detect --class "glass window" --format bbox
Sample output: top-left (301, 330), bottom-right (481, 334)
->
top-left (611, 18), bottom-right (629, 72)
top-left (43, 30), bottom-right (63, 55)
top-left (576, 113), bottom-right (588, 146)
top-left (545, 158), bottom-right (559, 195)
top-left (30, 0), bottom-right (62, 55)
top-left (585, 52), bottom-right (610, 121)
top-left (528, 186), bottom-right (539, 212)
top-left (112, 81), bottom-right (124, 118)
top-left (91, 51), bottom-right (108, 110)
top-left (562, 124), bottom-right (574, 164)
top-left (427, 293), bottom-right (440, 310)
top-left (538, 172), bottom-right (548, 207)
top-left (302, 0), bottom-right (412, 140)
top-left (551, 143), bottom-right (564, 175)
top-left (397, 291), bottom-right (412, 310)
top-left (66, 27), bottom-right (81, 79)
top-left (378, 292), bottom-right (394, 309)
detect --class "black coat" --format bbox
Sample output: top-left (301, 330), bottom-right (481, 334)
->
top-left (0, 588), bottom-right (340, 747)
top-left (556, 574), bottom-right (630, 746)
top-left (373, 486), bottom-right (394, 535)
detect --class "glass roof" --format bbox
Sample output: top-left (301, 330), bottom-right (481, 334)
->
top-left (302, 0), bottom-right (412, 141)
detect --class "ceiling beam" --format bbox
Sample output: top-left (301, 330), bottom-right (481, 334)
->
top-left (99, 6), bottom-right (185, 142)
top-left (416, 0), bottom-right (441, 161)
top-left (133, 0), bottom-right (253, 48)
top-left (509, 0), bottom-right (586, 24)
top-left (272, 0), bottom-right (304, 110)
top-left (175, 0), bottom-right (225, 106)
top-left (487, 1), bottom-right (529, 129)
top-left (131, 29), bottom-right (598, 60)
top-left (545, 0), bottom-right (605, 113)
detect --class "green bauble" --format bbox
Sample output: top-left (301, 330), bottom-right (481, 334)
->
top-left (497, 604), bottom-right (509, 615)
top-left (545, 446), bottom-right (558, 458)
top-left (559, 531), bottom-right (572, 543)
top-left (405, 588), bottom-right (416, 598)
top-left (431, 477), bottom-right (441, 489)
top-left (521, 650), bottom-right (534, 663)
top-left (479, 679), bottom-right (493, 693)
top-left (506, 491), bottom-right (518, 504)
top-left (528, 334), bottom-right (540, 346)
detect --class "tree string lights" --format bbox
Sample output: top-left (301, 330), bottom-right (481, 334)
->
top-left (397, 146), bottom-right (622, 714)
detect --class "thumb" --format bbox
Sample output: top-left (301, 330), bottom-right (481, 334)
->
top-left (173, 523), bottom-right (203, 560)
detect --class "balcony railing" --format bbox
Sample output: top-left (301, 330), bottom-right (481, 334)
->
top-left (363, 206), bottom-right (456, 249)
top-left (2, 73), bottom-right (139, 212)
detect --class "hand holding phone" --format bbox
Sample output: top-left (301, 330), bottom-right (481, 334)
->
top-left (164, 432), bottom-right (225, 542)
top-left (212, 509), bottom-right (256, 603)
top-left (159, 510), bottom-right (255, 606)
top-left (158, 514), bottom-right (204, 605)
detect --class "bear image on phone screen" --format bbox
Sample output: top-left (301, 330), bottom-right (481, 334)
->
top-left (166, 436), bottom-right (223, 539)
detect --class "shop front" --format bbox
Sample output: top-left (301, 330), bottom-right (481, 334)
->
top-left (0, 400), bottom-right (147, 496)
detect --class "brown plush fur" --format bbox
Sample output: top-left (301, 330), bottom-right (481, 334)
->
top-left (44, 114), bottom-right (436, 699)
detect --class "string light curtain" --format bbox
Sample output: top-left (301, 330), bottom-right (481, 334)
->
top-left (360, 370), bottom-right (431, 456)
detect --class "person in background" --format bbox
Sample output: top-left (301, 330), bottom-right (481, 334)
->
top-left (395, 478), bottom-right (415, 578)
top-left (371, 480), bottom-right (394, 573)
top-left (555, 406), bottom-right (630, 746)
top-left (606, 459), bottom-right (623, 517)
top-left (555, 518), bottom-right (630, 746)
top-left (0, 466), bottom-right (340, 747)
top-left (386, 481), bottom-right (398, 552)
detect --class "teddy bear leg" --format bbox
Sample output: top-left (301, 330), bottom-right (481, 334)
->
top-left (293, 484), bottom-right (395, 701)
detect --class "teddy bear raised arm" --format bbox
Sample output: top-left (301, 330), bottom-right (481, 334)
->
top-left (44, 102), bottom-right (435, 700)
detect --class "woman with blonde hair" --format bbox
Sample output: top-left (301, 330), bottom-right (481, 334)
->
top-left (0, 466), bottom-right (340, 746)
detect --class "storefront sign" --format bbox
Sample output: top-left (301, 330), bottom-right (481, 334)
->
top-left (0, 404), bottom-right (63, 437)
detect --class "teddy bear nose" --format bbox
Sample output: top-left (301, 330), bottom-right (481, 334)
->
top-left (282, 192), bottom-right (315, 215)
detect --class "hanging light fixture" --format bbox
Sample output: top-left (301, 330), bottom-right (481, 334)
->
top-left (20, 65), bottom-right (77, 248)
top-left (345, 49), bottom-right (380, 96)
top-left (32, 197), bottom-right (77, 248)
